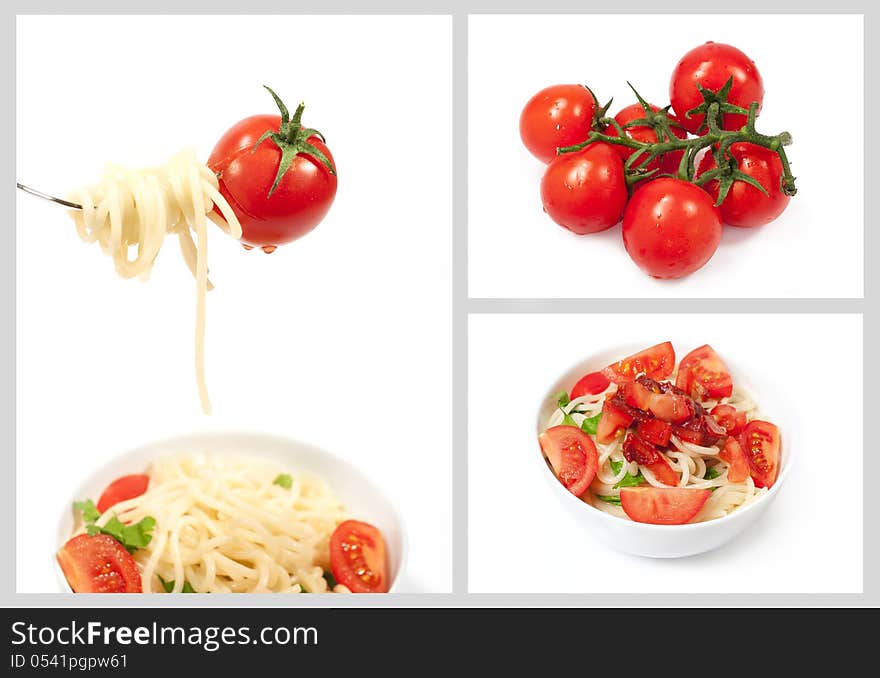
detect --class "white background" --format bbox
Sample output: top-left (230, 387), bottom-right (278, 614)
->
top-left (468, 314), bottom-right (863, 593)
top-left (468, 15), bottom-right (864, 298)
top-left (16, 15), bottom-right (452, 593)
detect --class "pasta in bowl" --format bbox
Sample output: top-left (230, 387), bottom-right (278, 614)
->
top-left (56, 432), bottom-right (405, 593)
top-left (535, 342), bottom-right (792, 558)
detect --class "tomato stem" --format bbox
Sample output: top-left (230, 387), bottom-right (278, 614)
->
top-left (557, 83), bottom-right (797, 200)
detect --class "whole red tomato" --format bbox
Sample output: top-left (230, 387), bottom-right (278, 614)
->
top-left (540, 144), bottom-right (628, 235)
top-left (622, 178), bottom-right (722, 279)
top-left (669, 42), bottom-right (764, 135)
top-left (697, 142), bottom-right (790, 227)
top-left (604, 103), bottom-right (689, 175)
top-left (520, 84), bottom-right (597, 163)
top-left (208, 87), bottom-right (337, 250)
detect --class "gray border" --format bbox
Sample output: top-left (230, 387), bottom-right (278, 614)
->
top-left (4, 1), bottom-right (873, 609)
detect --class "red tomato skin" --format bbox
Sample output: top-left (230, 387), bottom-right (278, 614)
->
top-left (539, 425), bottom-right (599, 496)
top-left (605, 103), bottom-right (688, 174)
top-left (208, 114), bottom-right (337, 248)
top-left (622, 178), bottom-right (722, 279)
top-left (596, 399), bottom-right (634, 444)
top-left (619, 487), bottom-right (711, 525)
top-left (739, 420), bottom-right (781, 488)
top-left (520, 85), bottom-right (597, 163)
top-left (644, 458), bottom-right (680, 487)
top-left (669, 42), bottom-right (764, 135)
top-left (570, 371), bottom-right (611, 399)
top-left (697, 142), bottom-right (790, 227)
top-left (57, 534), bottom-right (142, 593)
top-left (710, 404), bottom-right (747, 436)
top-left (97, 474), bottom-right (149, 514)
top-left (540, 144), bottom-right (628, 235)
top-left (329, 520), bottom-right (389, 593)
top-left (720, 437), bottom-right (750, 483)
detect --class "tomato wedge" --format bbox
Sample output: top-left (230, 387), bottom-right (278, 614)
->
top-left (570, 371), bottom-right (611, 399)
top-left (644, 457), bottom-right (680, 487)
top-left (539, 425), bottom-right (599, 496)
top-left (738, 420), bottom-right (781, 488)
top-left (57, 534), bottom-right (142, 593)
top-left (329, 520), bottom-right (389, 593)
top-left (602, 342), bottom-right (676, 384)
top-left (719, 437), bottom-right (749, 483)
top-left (621, 380), bottom-right (691, 423)
top-left (97, 474), bottom-right (150, 514)
top-left (619, 487), bottom-right (711, 525)
top-left (710, 404), bottom-right (747, 436)
top-left (596, 399), bottom-right (634, 444)
top-left (676, 345), bottom-right (733, 400)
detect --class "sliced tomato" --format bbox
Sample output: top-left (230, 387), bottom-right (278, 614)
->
top-left (596, 399), bottom-right (634, 444)
top-left (644, 457), bottom-right (680, 487)
top-left (636, 418), bottom-right (672, 447)
top-left (539, 425), bottom-right (599, 496)
top-left (329, 520), bottom-right (389, 593)
top-left (738, 420), bottom-right (781, 488)
top-left (97, 474), bottom-right (150, 514)
top-left (57, 534), bottom-right (142, 593)
top-left (719, 437), bottom-right (750, 483)
top-left (676, 345), bottom-right (733, 400)
top-left (621, 380), bottom-right (691, 423)
top-left (710, 404), bottom-right (747, 436)
top-left (602, 342), bottom-right (676, 384)
top-left (570, 371), bottom-right (611, 399)
top-left (622, 432), bottom-right (661, 465)
top-left (619, 487), bottom-right (711, 525)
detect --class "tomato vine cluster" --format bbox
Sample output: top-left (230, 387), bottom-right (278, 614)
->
top-left (520, 42), bottom-right (796, 279)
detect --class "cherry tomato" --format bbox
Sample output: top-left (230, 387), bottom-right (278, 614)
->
top-left (622, 178), bottom-right (722, 279)
top-left (738, 420), bottom-right (781, 488)
top-left (719, 437), bottom-right (750, 483)
top-left (605, 103), bottom-right (688, 174)
top-left (603, 342), bottom-right (676, 384)
top-left (57, 534), bottom-right (142, 593)
top-left (570, 371), bottom-right (611, 399)
top-left (540, 144), bottom-right (628, 235)
top-left (208, 89), bottom-right (337, 249)
top-left (676, 345), bottom-right (733, 400)
top-left (97, 474), bottom-right (149, 514)
top-left (520, 84), bottom-right (597, 163)
top-left (539, 425), bottom-right (599, 496)
top-left (710, 404), bottom-right (747, 436)
top-left (697, 142), bottom-right (791, 227)
top-left (620, 487), bottom-right (711, 525)
top-left (329, 520), bottom-right (389, 593)
top-left (670, 42), bottom-right (764, 135)
top-left (596, 398), bottom-right (634, 444)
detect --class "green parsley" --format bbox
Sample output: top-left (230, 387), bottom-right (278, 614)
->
top-left (73, 499), bottom-right (100, 524)
top-left (555, 391), bottom-right (571, 409)
top-left (596, 494), bottom-right (622, 505)
top-left (581, 413), bottom-right (602, 435)
top-left (273, 473), bottom-right (293, 489)
top-left (610, 459), bottom-right (645, 489)
top-left (86, 515), bottom-right (156, 554)
top-left (158, 576), bottom-right (196, 593)
top-left (704, 466), bottom-right (722, 480)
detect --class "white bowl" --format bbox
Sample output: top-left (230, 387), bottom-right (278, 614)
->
top-left (535, 344), bottom-right (794, 558)
top-left (55, 431), bottom-right (407, 593)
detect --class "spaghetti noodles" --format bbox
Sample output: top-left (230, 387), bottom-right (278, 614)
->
top-left (68, 150), bottom-right (242, 414)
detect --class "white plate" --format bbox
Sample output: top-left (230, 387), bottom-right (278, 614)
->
top-left (55, 431), bottom-right (407, 593)
top-left (535, 343), bottom-right (794, 558)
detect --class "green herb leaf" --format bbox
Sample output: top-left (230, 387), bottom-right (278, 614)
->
top-left (705, 466), bottom-right (722, 480)
top-left (158, 576), bottom-right (196, 593)
top-left (581, 413), bottom-right (602, 435)
top-left (323, 571), bottom-right (338, 590)
top-left (610, 459), bottom-right (645, 489)
top-left (74, 499), bottom-right (100, 524)
top-left (562, 411), bottom-right (578, 427)
top-left (596, 494), bottom-right (622, 505)
top-left (88, 515), bottom-right (156, 554)
top-left (274, 473), bottom-right (293, 489)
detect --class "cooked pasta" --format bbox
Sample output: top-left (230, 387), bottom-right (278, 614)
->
top-left (77, 454), bottom-right (349, 593)
top-left (68, 150), bottom-right (242, 414)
